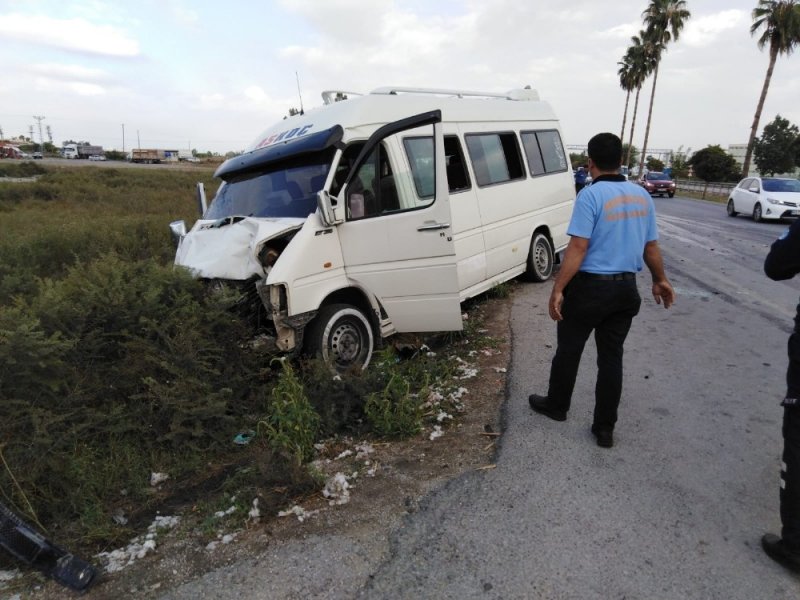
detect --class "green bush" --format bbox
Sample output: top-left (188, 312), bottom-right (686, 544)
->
top-left (0, 161), bottom-right (46, 178)
top-left (365, 374), bottom-right (423, 438)
top-left (0, 251), bottom-right (272, 543)
top-left (259, 361), bottom-right (320, 465)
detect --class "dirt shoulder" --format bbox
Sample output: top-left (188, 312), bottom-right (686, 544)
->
top-left (18, 292), bottom-right (512, 600)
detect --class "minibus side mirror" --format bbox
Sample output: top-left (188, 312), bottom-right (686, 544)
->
top-left (196, 182), bottom-right (207, 216)
top-left (317, 190), bottom-right (343, 226)
top-left (169, 220), bottom-right (187, 247)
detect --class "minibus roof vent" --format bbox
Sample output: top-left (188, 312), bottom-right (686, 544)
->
top-left (321, 90), bottom-right (365, 105)
top-left (369, 86), bottom-right (540, 101)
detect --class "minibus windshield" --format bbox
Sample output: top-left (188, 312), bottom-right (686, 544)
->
top-left (205, 150), bottom-right (334, 220)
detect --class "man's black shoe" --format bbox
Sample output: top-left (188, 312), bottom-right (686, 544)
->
top-left (591, 425), bottom-right (614, 448)
top-left (762, 533), bottom-right (800, 573)
top-left (528, 394), bottom-right (566, 422)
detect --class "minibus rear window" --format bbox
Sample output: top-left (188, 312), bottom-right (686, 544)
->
top-left (520, 130), bottom-right (568, 177)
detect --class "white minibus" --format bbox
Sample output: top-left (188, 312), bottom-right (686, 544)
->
top-left (171, 86), bottom-right (575, 371)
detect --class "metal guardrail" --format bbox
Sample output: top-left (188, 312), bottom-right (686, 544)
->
top-left (675, 179), bottom-right (735, 197)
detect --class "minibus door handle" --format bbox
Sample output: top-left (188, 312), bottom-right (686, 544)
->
top-left (417, 222), bottom-right (451, 232)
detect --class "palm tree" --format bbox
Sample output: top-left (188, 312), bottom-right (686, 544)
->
top-left (637, 0), bottom-right (691, 178)
top-left (624, 34), bottom-right (655, 170)
top-left (742, 0), bottom-right (800, 177)
top-left (617, 56), bottom-right (636, 142)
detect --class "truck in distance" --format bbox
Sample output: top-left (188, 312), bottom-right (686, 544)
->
top-left (62, 143), bottom-right (103, 159)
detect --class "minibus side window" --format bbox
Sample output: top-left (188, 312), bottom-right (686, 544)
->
top-left (346, 142), bottom-right (404, 220)
top-left (403, 135), bottom-right (471, 197)
top-left (521, 130), bottom-right (568, 177)
top-left (331, 142), bottom-right (366, 196)
top-left (464, 132), bottom-right (525, 187)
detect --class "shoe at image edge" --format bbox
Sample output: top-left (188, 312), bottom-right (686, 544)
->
top-left (762, 533), bottom-right (800, 573)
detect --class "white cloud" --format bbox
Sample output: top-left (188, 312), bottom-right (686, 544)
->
top-left (682, 9), bottom-right (748, 48)
top-left (32, 63), bottom-right (110, 83)
top-left (594, 21), bottom-right (641, 41)
top-left (168, 1), bottom-right (200, 28)
top-left (0, 13), bottom-right (140, 57)
top-left (35, 78), bottom-right (107, 97)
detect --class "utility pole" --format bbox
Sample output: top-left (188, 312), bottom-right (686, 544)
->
top-left (121, 124), bottom-right (125, 152)
top-left (137, 130), bottom-right (140, 149)
top-left (33, 115), bottom-right (45, 153)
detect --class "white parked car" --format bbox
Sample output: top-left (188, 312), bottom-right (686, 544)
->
top-left (727, 177), bottom-right (800, 222)
top-left (88, 154), bottom-right (106, 161)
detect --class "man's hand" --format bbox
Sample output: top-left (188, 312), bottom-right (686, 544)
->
top-left (547, 235), bottom-right (588, 321)
top-left (652, 280), bottom-right (675, 309)
top-left (549, 289), bottom-right (564, 321)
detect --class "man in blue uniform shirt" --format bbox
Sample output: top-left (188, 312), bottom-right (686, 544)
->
top-left (529, 132), bottom-right (675, 448)
top-left (762, 218), bottom-right (800, 573)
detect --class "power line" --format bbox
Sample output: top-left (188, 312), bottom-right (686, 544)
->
top-left (33, 115), bottom-right (46, 152)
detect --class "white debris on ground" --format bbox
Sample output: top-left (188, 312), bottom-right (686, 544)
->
top-left (96, 515), bottom-right (181, 573)
top-left (493, 367), bottom-right (507, 373)
top-left (453, 356), bottom-right (478, 379)
top-left (322, 472), bottom-right (352, 506)
top-left (354, 442), bottom-right (374, 459)
top-left (247, 498), bottom-right (261, 523)
top-left (213, 504), bottom-right (237, 519)
top-left (420, 343), bottom-right (437, 358)
top-left (149, 472), bottom-right (169, 486)
top-left (335, 449), bottom-right (353, 460)
top-left (277, 505), bottom-right (319, 522)
top-left (205, 532), bottom-right (238, 551)
top-left (436, 410), bottom-right (453, 423)
top-left (429, 425), bottom-right (444, 440)
top-left (0, 569), bottom-right (20, 589)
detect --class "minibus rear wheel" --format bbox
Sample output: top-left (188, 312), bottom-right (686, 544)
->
top-left (524, 232), bottom-right (554, 282)
top-left (305, 304), bottom-right (374, 372)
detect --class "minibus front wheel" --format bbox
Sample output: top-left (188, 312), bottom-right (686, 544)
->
top-left (524, 232), bottom-right (554, 282)
top-left (305, 304), bottom-right (375, 372)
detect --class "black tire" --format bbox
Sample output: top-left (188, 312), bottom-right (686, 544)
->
top-left (727, 198), bottom-right (738, 217)
top-left (305, 303), bottom-right (374, 371)
top-left (524, 232), bottom-right (554, 282)
top-left (668, 192), bottom-right (675, 198)
top-left (753, 203), bottom-right (763, 223)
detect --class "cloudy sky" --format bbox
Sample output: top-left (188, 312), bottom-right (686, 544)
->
top-left (1, 0), bottom-right (798, 156)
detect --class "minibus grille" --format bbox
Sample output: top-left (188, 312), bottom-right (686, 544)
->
top-left (206, 278), bottom-right (274, 334)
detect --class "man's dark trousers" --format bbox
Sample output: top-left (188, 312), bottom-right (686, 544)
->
top-left (546, 277), bottom-right (641, 430)
top-left (782, 330), bottom-right (800, 550)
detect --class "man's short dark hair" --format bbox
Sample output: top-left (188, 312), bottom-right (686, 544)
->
top-left (588, 133), bottom-right (622, 171)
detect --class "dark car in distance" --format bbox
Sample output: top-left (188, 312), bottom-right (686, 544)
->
top-left (638, 171), bottom-right (676, 198)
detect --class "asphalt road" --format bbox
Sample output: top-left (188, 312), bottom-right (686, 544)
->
top-left (357, 196), bottom-right (799, 598)
top-left (162, 195), bottom-right (800, 599)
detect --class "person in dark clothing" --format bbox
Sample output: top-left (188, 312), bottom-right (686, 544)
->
top-left (574, 164), bottom-right (588, 194)
top-left (762, 218), bottom-right (800, 573)
top-left (529, 133), bottom-right (675, 448)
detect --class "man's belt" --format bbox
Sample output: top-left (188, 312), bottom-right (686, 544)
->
top-left (577, 271), bottom-right (636, 281)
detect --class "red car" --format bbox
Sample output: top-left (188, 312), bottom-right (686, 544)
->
top-left (638, 172), bottom-right (676, 198)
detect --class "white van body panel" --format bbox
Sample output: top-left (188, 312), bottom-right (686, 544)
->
top-left (175, 218), bottom-right (304, 280)
top-left (337, 125), bottom-right (462, 332)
